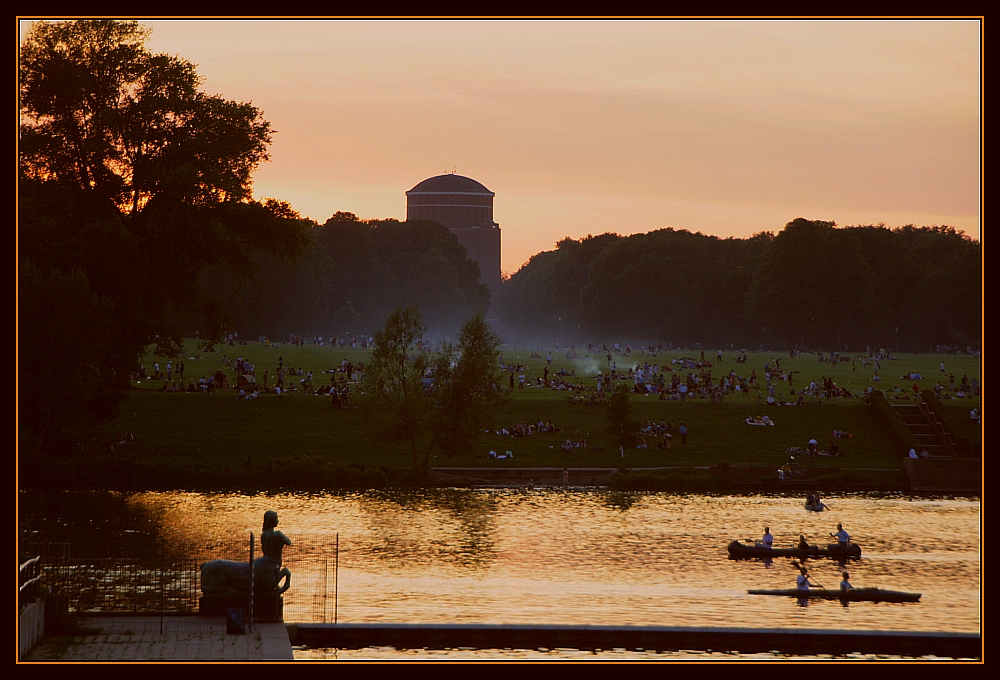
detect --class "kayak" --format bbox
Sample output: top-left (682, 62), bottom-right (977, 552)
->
top-left (748, 588), bottom-right (920, 603)
top-left (727, 540), bottom-right (862, 560)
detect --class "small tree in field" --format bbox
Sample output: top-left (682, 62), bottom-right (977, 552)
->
top-left (363, 307), bottom-right (431, 470)
top-left (364, 308), bottom-right (508, 473)
top-left (432, 313), bottom-right (509, 463)
top-left (606, 383), bottom-right (640, 451)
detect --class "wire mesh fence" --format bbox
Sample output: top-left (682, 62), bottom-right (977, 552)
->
top-left (21, 534), bottom-right (341, 630)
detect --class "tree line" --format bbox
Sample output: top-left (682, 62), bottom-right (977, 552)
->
top-left (204, 212), bottom-right (490, 342)
top-left (497, 219), bottom-right (981, 351)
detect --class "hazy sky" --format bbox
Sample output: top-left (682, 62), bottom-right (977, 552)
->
top-left (22, 19), bottom-right (982, 273)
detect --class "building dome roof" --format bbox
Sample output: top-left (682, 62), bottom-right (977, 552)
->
top-left (406, 174), bottom-right (494, 197)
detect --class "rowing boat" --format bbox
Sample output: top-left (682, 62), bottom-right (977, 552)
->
top-left (748, 588), bottom-right (920, 603)
top-left (727, 540), bottom-right (862, 560)
top-left (804, 501), bottom-right (826, 512)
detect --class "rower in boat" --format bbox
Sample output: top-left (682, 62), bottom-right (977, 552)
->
top-left (830, 523), bottom-right (851, 547)
top-left (840, 571), bottom-right (853, 592)
top-left (796, 564), bottom-right (818, 591)
top-left (804, 493), bottom-right (829, 511)
top-left (756, 526), bottom-right (774, 549)
top-left (797, 534), bottom-right (812, 551)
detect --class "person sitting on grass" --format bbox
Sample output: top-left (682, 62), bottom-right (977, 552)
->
top-left (561, 438), bottom-right (574, 451)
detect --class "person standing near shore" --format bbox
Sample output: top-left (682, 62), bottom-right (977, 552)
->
top-left (679, 420), bottom-right (688, 445)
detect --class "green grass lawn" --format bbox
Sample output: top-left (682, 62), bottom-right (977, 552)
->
top-left (86, 341), bottom-right (980, 482)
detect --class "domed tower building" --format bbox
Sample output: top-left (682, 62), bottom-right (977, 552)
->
top-left (406, 174), bottom-right (502, 303)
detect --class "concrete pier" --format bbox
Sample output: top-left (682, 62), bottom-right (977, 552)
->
top-left (285, 623), bottom-right (981, 659)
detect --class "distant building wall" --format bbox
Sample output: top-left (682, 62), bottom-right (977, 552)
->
top-left (406, 174), bottom-right (502, 305)
top-left (450, 225), bottom-right (502, 301)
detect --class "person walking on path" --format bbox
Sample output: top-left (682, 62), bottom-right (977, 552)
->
top-left (679, 420), bottom-right (688, 445)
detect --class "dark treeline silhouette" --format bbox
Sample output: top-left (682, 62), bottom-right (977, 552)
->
top-left (206, 212), bottom-right (491, 340)
top-left (19, 20), bottom-right (309, 452)
top-left (498, 218), bottom-right (981, 351)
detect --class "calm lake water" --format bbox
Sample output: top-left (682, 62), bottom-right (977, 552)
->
top-left (20, 489), bottom-right (980, 659)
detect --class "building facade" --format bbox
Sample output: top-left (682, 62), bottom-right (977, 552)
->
top-left (405, 174), bottom-right (502, 302)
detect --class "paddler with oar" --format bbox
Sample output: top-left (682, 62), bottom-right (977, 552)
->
top-left (795, 562), bottom-right (821, 591)
top-left (830, 523), bottom-right (851, 547)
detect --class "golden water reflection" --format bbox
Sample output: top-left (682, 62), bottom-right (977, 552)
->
top-left (121, 490), bottom-right (980, 635)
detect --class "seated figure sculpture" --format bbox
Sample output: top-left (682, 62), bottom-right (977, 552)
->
top-left (201, 510), bottom-right (291, 596)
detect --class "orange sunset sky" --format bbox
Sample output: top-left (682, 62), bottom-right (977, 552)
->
top-left (21, 19), bottom-right (983, 274)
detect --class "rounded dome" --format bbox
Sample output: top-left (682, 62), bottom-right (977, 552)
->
top-left (406, 174), bottom-right (494, 196)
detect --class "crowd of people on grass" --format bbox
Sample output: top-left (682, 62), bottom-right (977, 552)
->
top-left (495, 420), bottom-right (561, 438)
top-left (135, 352), bottom-right (365, 405)
top-left (134, 338), bottom-right (979, 421)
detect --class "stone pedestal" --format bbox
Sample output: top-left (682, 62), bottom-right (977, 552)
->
top-left (199, 593), bottom-right (284, 622)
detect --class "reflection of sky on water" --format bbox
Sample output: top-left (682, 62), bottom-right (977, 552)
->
top-left (21, 490), bottom-right (980, 633)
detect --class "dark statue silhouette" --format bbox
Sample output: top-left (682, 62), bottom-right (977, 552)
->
top-left (201, 511), bottom-right (291, 596)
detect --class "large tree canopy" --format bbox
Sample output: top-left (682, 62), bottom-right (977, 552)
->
top-left (18, 20), bottom-right (307, 451)
top-left (19, 20), bottom-right (272, 212)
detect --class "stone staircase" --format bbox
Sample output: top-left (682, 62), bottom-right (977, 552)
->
top-left (892, 403), bottom-right (955, 457)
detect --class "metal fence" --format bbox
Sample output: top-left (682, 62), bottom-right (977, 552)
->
top-left (280, 539), bottom-right (340, 625)
top-left (22, 534), bottom-right (340, 630)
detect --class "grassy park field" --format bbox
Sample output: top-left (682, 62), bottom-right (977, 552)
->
top-left (24, 340), bottom-right (976, 492)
